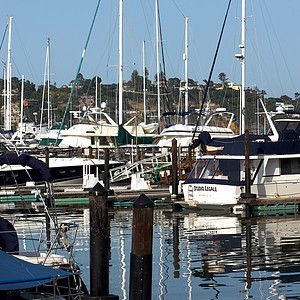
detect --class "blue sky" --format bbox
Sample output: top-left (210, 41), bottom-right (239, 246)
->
top-left (1, 0), bottom-right (300, 98)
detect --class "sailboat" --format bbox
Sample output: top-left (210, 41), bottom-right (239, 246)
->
top-left (182, 0), bottom-right (300, 210)
top-left (0, 173), bottom-right (86, 297)
top-left (154, 14), bottom-right (236, 148)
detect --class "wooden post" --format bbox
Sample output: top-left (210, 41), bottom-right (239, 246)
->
top-left (152, 146), bottom-right (155, 157)
top-left (45, 147), bottom-right (50, 166)
top-left (245, 130), bottom-right (251, 194)
top-left (188, 146), bottom-right (192, 161)
top-left (246, 221), bottom-right (252, 289)
top-left (241, 130), bottom-right (256, 200)
top-left (171, 138), bottom-right (178, 197)
top-left (89, 183), bottom-right (109, 297)
top-left (172, 217), bottom-right (180, 278)
top-left (86, 183), bottom-right (119, 299)
top-left (129, 194), bottom-right (154, 300)
top-left (104, 148), bottom-right (110, 191)
top-left (137, 145), bottom-right (141, 162)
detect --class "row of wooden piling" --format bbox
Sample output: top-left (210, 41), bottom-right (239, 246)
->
top-left (43, 140), bottom-right (182, 298)
top-left (88, 183), bottom-right (153, 299)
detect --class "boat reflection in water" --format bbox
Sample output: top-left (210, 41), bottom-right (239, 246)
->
top-left (7, 209), bottom-right (300, 299)
top-left (180, 211), bottom-right (300, 299)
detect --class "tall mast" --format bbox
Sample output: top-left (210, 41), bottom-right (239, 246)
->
top-left (6, 16), bottom-right (13, 131)
top-left (155, 0), bottom-right (161, 132)
top-left (40, 38), bottom-right (50, 130)
top-left (20, 75), bottom-right (24, 144)
top-left (47, 38), bottom-right (51, 130)
top-left (184, 16), bottom-right (189, 125)
top-left (95, 76), bottom-right (98, 122)
top-left (118, 0), bottom-right (123, 125)
top-left (143, 40), bottom-right (147, 124)
top-left (240, 0), bottom-right (246, 134)
top-left (235, 0), bottom-right (246, 135)
top-left (3, 64), bottom-right (6, 129)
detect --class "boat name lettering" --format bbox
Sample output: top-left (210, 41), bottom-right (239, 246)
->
top-left (194, 186), bottom-right (217, 192)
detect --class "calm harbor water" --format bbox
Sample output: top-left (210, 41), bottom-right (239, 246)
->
top-left (6, 207), bottom-right (300, 299)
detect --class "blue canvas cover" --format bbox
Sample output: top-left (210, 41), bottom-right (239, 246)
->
top-left (0, 152), bottom-right (53, 182)
top-left (0, 250), bottom-right (72, 290)
top-left (0, 217), bottom-right (19, 254)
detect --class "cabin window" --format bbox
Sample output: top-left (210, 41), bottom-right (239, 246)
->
top-left (202, 159), bottom-right (240, 181)
top-left (91, 136), bottom-right (95, 145)
top-left (281, 158), bottom-right (300, 175)
top-left (189, 160), bottom-right (207, 179)
top-left (286, 122), bottom-right (299, 131)
top-left (189, 159), bottom-right (241, 181)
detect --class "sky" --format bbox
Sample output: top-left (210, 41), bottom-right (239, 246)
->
top-left (1, 0), bottom-right (300, 99)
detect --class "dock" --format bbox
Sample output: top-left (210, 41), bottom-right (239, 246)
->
top-left (0, 184), bottom-right (181, 211)
top-left (239, 196), bottom-right (300, 216)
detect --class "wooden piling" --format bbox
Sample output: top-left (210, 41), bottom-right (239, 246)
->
top-left (137, 145), bottom-right (141, 162)
top-left (172, 217), bottom-right (180, 278)
top-left (188, 146), bottom-right (193, 161)
top-left (245, 130), bottom-right (251, 195)
top-left (104, 148), bottom-right (110, 191)
top-left (89, 183), bottom-right (110, 298)
top-left (246, 222), bottom-right (252, 289)
top-left (45, 147), bottom-right (49, 166)
top-left (241, 130), bottom-right (256, 199)
top-left (171, 138), bottom-right (178, 197)
top-left (129, 194), bottom-right (154, 300)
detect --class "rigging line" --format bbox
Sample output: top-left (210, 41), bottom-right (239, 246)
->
top-left (257, 0), bottom-right (283, 94)
top-left (157, 1), bottom-right (172, 111)
top-left (11, 55), bottom-right (22, 78)
top-left (246, 29), bottom-right (277, 97)
top-left (55, 0), bottom-right (102, 145)
top-left (170, 0), bottom-right (185, 19)
top-left (249, 0), bottom-right (263, 92)
top-left (0, 23), bottom-right (8, 53)
top-left (140, 0), bottom-right (154, 44)
top-left (191, 0), bottom-right (232, 142)
top-left (14, 22), bottom-right (38, 84)
top-left (261, 0), bottom-right (296, 95)
top-left (189, 28), bottom-right (205, 83)
top-left (105, 2), bottom-right (119, 77)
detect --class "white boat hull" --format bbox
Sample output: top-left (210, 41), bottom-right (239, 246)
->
top-left (183, 182), bottom-right (241, 208)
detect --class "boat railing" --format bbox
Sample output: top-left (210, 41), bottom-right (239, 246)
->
top-left (109, 152), bottom-right (172, 183)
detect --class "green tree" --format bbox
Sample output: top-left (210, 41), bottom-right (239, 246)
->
top-left (218, 72), bottom-right (228, 85)
top-left (280, 95), bottom-right (292, 102)
top-left (154, 71), bottom-right (166, 83)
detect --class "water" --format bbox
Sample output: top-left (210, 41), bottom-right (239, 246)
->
top-left (6, 209), bottom-right (300, 299)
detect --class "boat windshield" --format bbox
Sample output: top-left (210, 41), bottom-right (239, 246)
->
top-left (188, 158), bottom-right (261, 182)
top-left (205, 112), bottom-right (234, 128)
top-left (274, 120), bottom-right (300, 133)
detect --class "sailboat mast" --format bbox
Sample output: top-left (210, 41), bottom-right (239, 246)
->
top-left (20, 75), bottom-right (24, 144)
top-left (95, 76), bottom-right (98, 122)
top-left (184, 16), bottom-right (189, 125)
top-left (118, 0), bottom-right (123, 125)
top-left (40, 38), bottom-right (50, 130)
top-left (240, 0), bottom-right (246, 134)
top-left (155, 0), bottom-right (161, 133)
top-left (143, 40), bottom-right (147, 124)
top-left (47, 38), bottom-right (51, 130)
top-left (6, 16), bottom-right (13, 131)
top-left (3, 64), bottom-right (6, 130)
